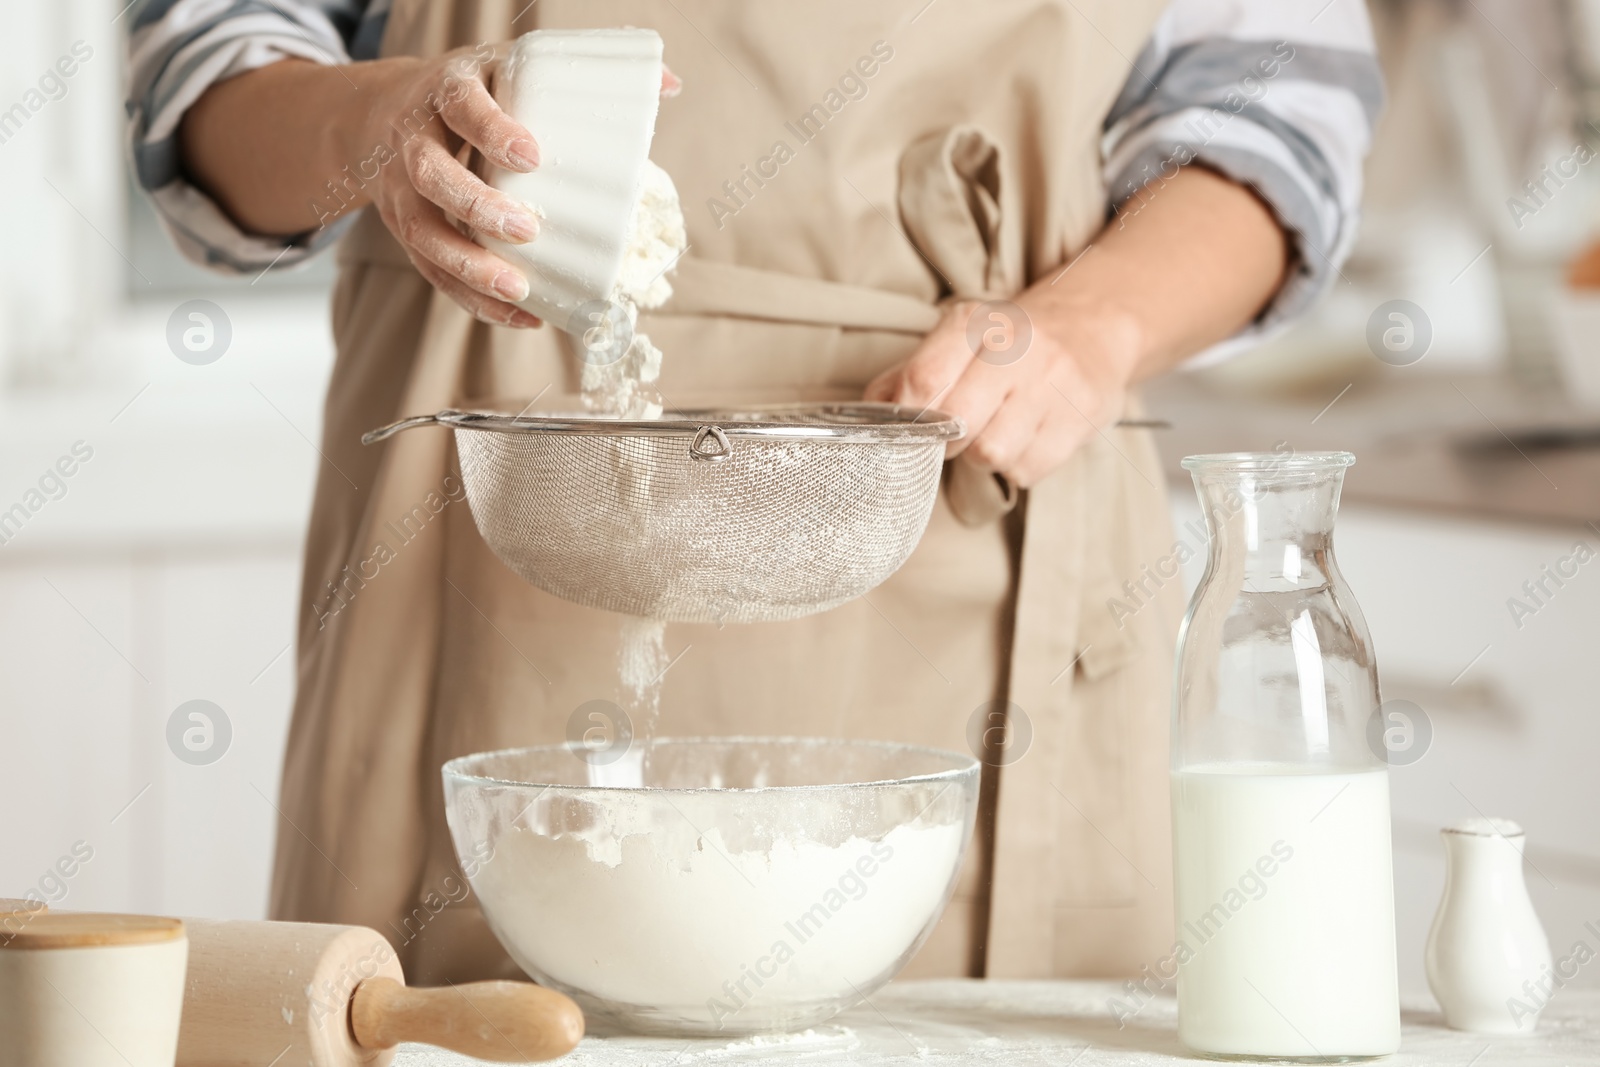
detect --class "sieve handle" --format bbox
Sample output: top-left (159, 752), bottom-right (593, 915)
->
top-left (689, 425), bottom-right (733, 462)
top-left (362, 414), bottom-right (445, 445)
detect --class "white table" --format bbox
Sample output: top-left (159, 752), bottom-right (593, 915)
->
top-left (394, 979), bottom-right (1599, 1065)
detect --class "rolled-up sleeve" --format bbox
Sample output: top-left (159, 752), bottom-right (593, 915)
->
top-left (125, 0), bottom-right (391, 274)
top-left (1102, 0), bottom-right (1384, 364)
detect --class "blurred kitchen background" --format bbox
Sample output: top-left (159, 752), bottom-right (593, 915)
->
top-left (1, 0), bottom-right (1597, 1003)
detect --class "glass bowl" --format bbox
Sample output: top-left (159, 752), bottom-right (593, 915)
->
top-left (442, 737), bottom-right (980, 1036)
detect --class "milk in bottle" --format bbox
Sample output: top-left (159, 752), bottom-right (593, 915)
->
top-left (1170, 452), bottom-right (1399, 1059)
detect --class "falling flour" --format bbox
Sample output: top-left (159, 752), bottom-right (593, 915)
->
top-left (585, 617), bottom-right (669, 788)
top-left (580, 160), bottom-right (685, 421)
top-left (618, 616), bottom-right (670, 715)
top-left (574, 162), bottom-right (684, 789)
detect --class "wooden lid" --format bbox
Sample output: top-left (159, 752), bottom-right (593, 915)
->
top-left (0, 898), bottom-right (46, 916)
top-left (0, 913), bottom-right (185, 949)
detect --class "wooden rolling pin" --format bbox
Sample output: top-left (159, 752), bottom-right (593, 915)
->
top-left (177, 919), bottom-right (583, 1067)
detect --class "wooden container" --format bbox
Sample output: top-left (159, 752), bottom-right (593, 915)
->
top-left (0, 897), bottom-right (47, 941)
top-left (0, 898), bottom-right (46, 914)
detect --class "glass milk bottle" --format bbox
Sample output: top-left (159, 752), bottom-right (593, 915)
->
top-left (1171, 452), bottom-right (1399, 1059)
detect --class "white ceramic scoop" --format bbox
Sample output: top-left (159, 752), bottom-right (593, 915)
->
top-left (479, 29), bottom-right (667, 328)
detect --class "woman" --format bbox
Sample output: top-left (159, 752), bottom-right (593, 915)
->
top-left (128, 0), bottom-right (1380, 982)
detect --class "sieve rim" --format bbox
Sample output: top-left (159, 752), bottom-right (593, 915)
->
top-left (435, 401), bottom-right (965, 443)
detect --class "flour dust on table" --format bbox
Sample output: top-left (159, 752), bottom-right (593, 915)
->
top-left (392, 977), bottom-right (1600, 1065)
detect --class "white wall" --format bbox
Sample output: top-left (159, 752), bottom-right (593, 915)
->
top-left (0, 292), bottom-right (333, 920)
top-left (1, 1), bottom-right (142, 385)
top-left (0, 553), bottom-right (300, 917)
top-left (0, 1), bottom-right (337, 924)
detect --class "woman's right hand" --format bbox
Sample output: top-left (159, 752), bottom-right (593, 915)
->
top-left (346, 46), bottom-right (545, 329)
top-left (183, 47), bottom-right (679, 327)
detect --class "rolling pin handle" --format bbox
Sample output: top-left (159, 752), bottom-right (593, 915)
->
top-left (350, 976), bottom-right (584, 1062)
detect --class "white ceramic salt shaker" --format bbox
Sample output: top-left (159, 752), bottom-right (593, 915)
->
top-left (0, 913), bottom-right (189, 1067)
top-left (1425, 817), bottom-right (1553, 1033)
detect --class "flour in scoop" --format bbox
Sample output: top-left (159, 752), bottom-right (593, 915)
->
top-left (581, 160), bottom-right (685, 420)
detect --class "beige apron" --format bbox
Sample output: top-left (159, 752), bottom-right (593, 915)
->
top-left (272, 0), bottom-right (1186, 983)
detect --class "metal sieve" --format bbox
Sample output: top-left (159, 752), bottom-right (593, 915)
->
top-left (363, 402), bottom-right (965, 623)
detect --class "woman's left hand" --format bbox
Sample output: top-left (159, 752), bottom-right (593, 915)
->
top-left (865, 295), bottom-right (1145, 488)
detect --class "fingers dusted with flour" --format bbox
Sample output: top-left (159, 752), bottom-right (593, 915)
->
top-left (180, 48), bottom-right (544, 327)
top-left (436, 66), bottom-right (541, 173)
top-left (355, 49), bottom-right (544, 326)
top-left (176, 37), bottom-right (690, 324)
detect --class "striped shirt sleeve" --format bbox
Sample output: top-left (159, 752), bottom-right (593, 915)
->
top-left (1103, 0), bottom-right (1384, 364)
top-left (125, 0), bottom-right (390, 274)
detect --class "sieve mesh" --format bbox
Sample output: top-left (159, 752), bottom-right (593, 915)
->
top-left (371, 403), bottom-right (962, 624)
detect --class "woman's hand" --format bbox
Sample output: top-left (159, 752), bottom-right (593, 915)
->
top-left (865, 295), bottom-right (1144, 488)
top-left (865, 166), bottom-right (1294, 488)
top-left (181, 50), bottom-right (682, 330)
top-left (342, 50), bottom-right (682, 328)
top-left (347, 47), bottom-right (545, 328)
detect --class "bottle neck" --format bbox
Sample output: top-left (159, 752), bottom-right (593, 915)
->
top-left (1175, 455), bottom-right (1373, 772)
top-left (1196, 477), bottom-right (1342, 589)
top-left (1237, 535), bottom-right (1333, 589)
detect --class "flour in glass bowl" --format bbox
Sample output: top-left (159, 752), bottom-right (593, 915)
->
top-left (473, 795), bottom-right (967, 1033)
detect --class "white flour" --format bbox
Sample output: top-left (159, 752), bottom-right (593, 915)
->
top-left (476, 806), bottom-right (965, 1031)
top-left (587, 617), bottom-right (669, 788)
top-left (571, 161), bottom-right (685, 789)
top-left (618, 616), bottom-right (669, 708)
top-left (581, 160), bottom-right (685, 420)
